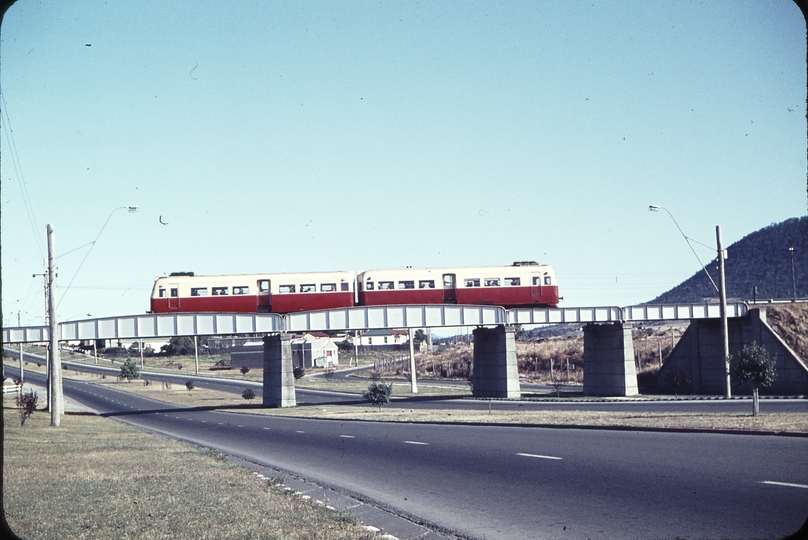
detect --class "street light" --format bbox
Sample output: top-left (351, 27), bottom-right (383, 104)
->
top-left (648, 205), bottom-right (718, 292)
top-left (58, 206), bottom-right (139, 307)
top-left (46, 206), bottom-right (138, 426)
top-left (789, 247), bottom-right (796, 301)
top-left (650, 205), bottom-right (731, 398)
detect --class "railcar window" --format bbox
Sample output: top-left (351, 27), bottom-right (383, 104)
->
top-left (533, 276), bottom-right (541, 286)
top-left (544, 276), bottom-right (552, 285)
top-left (301, 284), bottom-right (316, 293)
top-left (212, 287), bottom-right (228, 296)
top-left (321, 283), bottom-right (336, 292)
top-left (505, 277), bottom-right (521, 286)
top-left (171, 288), bottom-right (178, 297)
top-left (484, 278), bottom-right (500, 287)
top-left (419, 280), bottom-right (435, 289)
top-left (158, 288), bottom-right (166, 298)
top-left (341, 282), bottom-right (350, 291)
top-left (233, 286), bottom-right (249, 295)
top-left (398, 280), bottom-right (415, 289)
top-left (191, 287), bottom-right (208, 297)
top-left (464, 279), bottom-right (481, 287)
top-left (365, 281), bottom-right (374, 291)
top-left (279, 284), bottom-right (296, 293)
top-left (379, 281), bottom-right (394, 290)
top-left (258, 280), bottom-right (270, 293)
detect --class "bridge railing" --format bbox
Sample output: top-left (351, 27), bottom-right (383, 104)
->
top-left (2, 302), bottom-right (749, 344)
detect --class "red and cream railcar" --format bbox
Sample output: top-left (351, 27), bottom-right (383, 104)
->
top-left (356, 263), bottom-right (559, 308)
top-left (150, 271), bottom-right (356, 314)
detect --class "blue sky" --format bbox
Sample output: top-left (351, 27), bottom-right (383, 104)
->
top-left (2, 0), bottom-right (805, 326)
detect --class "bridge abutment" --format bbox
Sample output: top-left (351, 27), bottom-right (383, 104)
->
top-left (263, 334), bottom-right (296, 408)
top-left (472, 325), bottom-right (521, 398)
top-left (583, 322), bottom-right (639, 397)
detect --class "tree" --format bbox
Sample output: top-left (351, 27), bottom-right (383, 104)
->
top-left (119, 358), bottom-right (141, 382)
top-left (363, 382), bottom-right (393, 411)
top-left (242, 388), bottom-right (256, 402)
top-left (730, 341), bottom-right (777, 416)
top-left (162, 337), bottom-right (196, 356)
top-left (240, 366), bottom-right (250, 377)
top-left (185, 380), bottom-right (195, 395)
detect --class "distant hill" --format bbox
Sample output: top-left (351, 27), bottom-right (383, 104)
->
top-left (650, 216), bottom-right (808, 304)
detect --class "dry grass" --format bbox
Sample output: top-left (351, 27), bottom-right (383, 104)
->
top-left (2, 406), bottom-right (375, 540)
top-left (767, 304), bottom-right (808, 361)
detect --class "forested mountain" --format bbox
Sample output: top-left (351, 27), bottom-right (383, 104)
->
top-left (650, 216), bottom-right (807, 304)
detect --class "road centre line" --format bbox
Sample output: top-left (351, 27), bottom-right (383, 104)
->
top-left (517, 452), bottom-right (563, 460)
top-left (759, 480), bottom-right (808, 489)
top-left (340, 435), bottom-right (355, 438)
top-left (403, 441), bottom-right (428, 445)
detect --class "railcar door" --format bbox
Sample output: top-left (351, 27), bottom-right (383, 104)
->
top-left (257, 279), bottom-right (271, 312)
top-left (443, 274), bottom-right (457, 304)
top-left (168, 283), bottom-right (180, 310)
top-left (530, 274), bottom-right (542, 299)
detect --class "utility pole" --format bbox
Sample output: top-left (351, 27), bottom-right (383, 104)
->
top-left (47, 224), bottom-right (64, 426)
top-left (716, 226), bottom-right (731, 399)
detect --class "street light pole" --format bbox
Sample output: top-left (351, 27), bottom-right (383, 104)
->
top-left (47, 224), bottom-right (64, 426)
top-left (649, 205), bottom-right (731, 398)
top-left (716, 226), bottom-right (731, 399)
top-left (789, 247), bottom-right (796, 301)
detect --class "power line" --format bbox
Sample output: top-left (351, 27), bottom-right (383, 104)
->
top-left (0, 84), bottom-right (46, 259)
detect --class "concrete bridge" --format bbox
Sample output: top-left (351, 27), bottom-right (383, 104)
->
top-left (5, 301), bottom-right (804, 403)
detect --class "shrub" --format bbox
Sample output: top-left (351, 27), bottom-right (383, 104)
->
top-left (185, 380), bottom-right (195, 394)
top-left (293, 366), bottom-right (305, 380)
top-left (119, 358), bottom-right (141, 382)
top-left (242, 388), bottom-right (256, 401)
top-left (369, 370), bottom-right (382, 381)
top-left (363, 382), bottom-right (393, 411)
top-left (17, 389), bottom-right (39, 426)
top-left (240, 366), bottom-right (250, 376)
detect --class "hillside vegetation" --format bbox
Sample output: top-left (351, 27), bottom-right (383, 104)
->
top-left (651, 216), bottom-right (807, 303)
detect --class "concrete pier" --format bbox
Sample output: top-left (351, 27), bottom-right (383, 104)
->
top-left (263, 334), bottom-right (296, 407)
top-left (472, 325), bottom-right (520, 398)
top-left (583, 322), bottom-right (639, 397)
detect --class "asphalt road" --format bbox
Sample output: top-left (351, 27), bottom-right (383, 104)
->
top-left (9, 365), bottom-right (808, 539)
top-left (11, 352), bottom-right (808, 414)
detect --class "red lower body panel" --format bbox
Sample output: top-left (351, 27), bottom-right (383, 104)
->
top-left (151, 292), bottom-right (354, 314)
top-left (359, 286), bottom-right (558, 309)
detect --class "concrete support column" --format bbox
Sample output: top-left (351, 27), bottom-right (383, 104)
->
top-left (583, 322), bottom-right (639, 397)
top-left (263, 334), bottom-right (296, 408)
top-left (472, 325), bottom-right (520, 399)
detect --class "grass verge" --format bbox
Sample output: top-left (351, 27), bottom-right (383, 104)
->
top-left (2, 406), bottom-right (375, 540)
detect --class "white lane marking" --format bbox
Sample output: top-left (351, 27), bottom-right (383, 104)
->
top-left (296, 430), bottom-right (305, 434)
top-left (403, 441), bottom-right (428, 445)
top-left (517, 452), bottom-right (563, 460)
top-left (760, 481), bottom-right (808, 489)
top-left (237, 425), bottom-right (244, 428)
top-left (340, 435), bottom-right (355, 438)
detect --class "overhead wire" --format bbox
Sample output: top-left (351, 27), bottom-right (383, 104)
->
top-left (0, 84), bottom-right (46, 259)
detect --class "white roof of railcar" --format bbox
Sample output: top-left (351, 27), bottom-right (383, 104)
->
top-left (155, 271), bottom-right (356, 283)
top-left (357, 265), bottom-right (554, 280)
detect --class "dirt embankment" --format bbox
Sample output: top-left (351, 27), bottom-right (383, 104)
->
top-left (766, 304), bottom-right (808, 361)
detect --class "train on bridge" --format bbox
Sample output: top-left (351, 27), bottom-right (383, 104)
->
top-left (149, 262), bottom-right (559, 314)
